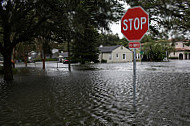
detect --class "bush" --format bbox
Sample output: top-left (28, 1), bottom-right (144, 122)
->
top-left (45, 58), bottom-right (57, 61)
top-left (34, 58), bottom-right (41, 62)
top-left (169, 57), bottom-right (178, 59)
top-left (101, 59), bottom-right (107, 63)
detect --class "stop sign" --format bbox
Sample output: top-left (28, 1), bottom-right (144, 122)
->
top-left (121, 6), bottom-right (149, 41)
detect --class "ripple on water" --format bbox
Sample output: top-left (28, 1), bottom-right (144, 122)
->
top-left (0, 61), bottom-right (190, 125)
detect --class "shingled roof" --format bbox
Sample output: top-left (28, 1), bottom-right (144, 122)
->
top-left (175, 48), bottom-right (190, 51)
top-left (99, 45), bottom-right (121, 53)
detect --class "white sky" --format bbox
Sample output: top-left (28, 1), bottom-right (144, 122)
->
top-left (110, 21), bottom-right (122, 38)
top-left (110, 3), bottom-right (190, 40)
top-left (110, 3), bottom-right (130, 39)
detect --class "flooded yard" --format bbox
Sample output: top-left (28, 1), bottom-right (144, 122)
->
top-left (0, 60), bottom-right (190, 125)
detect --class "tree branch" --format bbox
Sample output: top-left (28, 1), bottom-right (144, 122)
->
top-left (11, 16), bottom-right (49, 48)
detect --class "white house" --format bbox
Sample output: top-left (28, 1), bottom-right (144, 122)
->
top-left (98, 45), bottom-right (133, 63)
top-left (169, 41), bottom-right (190, 60)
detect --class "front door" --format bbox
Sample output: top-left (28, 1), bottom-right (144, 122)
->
top-left (179, 53), bottom-right (183, 60)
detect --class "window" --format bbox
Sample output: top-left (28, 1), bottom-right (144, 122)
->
top-left (174, 52), bottom-right (175, 55)
top-left (116, 53), bottom-right (119, 58)
top-left (121, 46), bottom-right (123, 50)
top-left (123, 54), bottom-right (126, 59)
top-left (109, 54), bottom-right (112, 60)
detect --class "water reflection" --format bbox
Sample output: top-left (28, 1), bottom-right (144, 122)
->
top-left (0, 60), bottom-right (190, 125)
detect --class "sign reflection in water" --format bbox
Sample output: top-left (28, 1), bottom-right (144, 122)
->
top-left (0, 61), bottom-right (190, 125)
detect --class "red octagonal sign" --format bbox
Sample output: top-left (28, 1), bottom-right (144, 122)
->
top-left (121, 6), bottom-right (149, 41)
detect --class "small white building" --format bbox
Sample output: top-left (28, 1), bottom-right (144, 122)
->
top-left (169, 41), bottom-right (190, 60)
top-left (99, 45), bottom-right (133, 63)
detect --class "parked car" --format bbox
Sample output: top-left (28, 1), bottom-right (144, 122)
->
top-left (63, 59), bottom-right (70, 64)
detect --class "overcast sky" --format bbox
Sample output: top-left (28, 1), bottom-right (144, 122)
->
top-left (110, 2), bottom-right (130, 39)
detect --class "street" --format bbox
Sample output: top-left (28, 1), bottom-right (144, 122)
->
top-left (0, 60), bottom-right (190, 125)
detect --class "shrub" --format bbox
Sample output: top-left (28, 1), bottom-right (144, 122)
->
top-left (169, 57), bottom-right (178, 59)
top-left (101, 59), bottom-right (107, 63)
top-left (45, 58), bottom-right (57, 61)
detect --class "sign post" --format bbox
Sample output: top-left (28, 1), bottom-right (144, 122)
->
top-left (121, 6), bottom-right (149, 106)
top-left (129, 42), bottom-right (140, 48)
top-left (133, 48), bottom-right (136, 105)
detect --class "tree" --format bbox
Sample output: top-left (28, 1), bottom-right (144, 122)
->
top-left (125, 0), bottom-right (190, 38)
top-left (35, 37), bottom-right (52, 70)
top-left (72, 26), bottom-right (99, 64)
top-left (0, 0), bottom-right (58, 80)
top-left (15, 42), bottom-right (35, 67)
top-left (141, 35), bottom-right (154, 43)
top-left (97, 34), bottom-right (120, 46)
top-left (142, 40), bottom-right (174, 61)
top-left (0, 0), bottom-right (72, 80)
top-left (71, 0), bottom-right (124, 64)
top-left (119, 37), bottom-right (129, 47)
top-left (0, 0), bottom-right (124, 80)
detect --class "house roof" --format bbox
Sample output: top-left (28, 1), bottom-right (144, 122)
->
top-left (99, 45), bottom-right (121, 53)
top-left (59, 52), bottom-right (68, 57)
top-left (175, 48), bottom-right (190, 51)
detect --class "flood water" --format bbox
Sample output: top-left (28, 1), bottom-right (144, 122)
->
top-left (0, 60), bottom-right (190, 126)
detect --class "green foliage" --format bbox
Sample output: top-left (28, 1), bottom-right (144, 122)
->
top-left (72, 26), bottom-right (99, 64)
top-left (142, 40), bottom-right (174, 61)
top-left (53, 43), bottom-right (67, 52)
top-left (15, 42), bottom-right (35, 60)
top-left (141, 35), bottom-right (154, 43)
top-left (45, 58), bottom-right (57, 61)
top-left (0, 0), bottom-right (124, 79)
top-left (71, 0), bottom-right (124, 64)
top-left (119, 37), bottom-right (129, 48)
top-left (97, 34), bottom-right (120, 46)
top-left (125, 0), bottom-right (190, 38)
top-left (169, 57), bottom-right (178, 59)
top-left (185, 40), bottom-right (190, 46)
top-left (101, 59), bottom-right (107, 63)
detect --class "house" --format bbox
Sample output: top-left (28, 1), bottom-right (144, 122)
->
top-left (98, 45), bottom-right (133, 63)
top-left (58, 52), bottom-right (68, 62)
top-left (51, 48), bottom-right (59, 58)
top-left (169, 41), bottom-right (190, 60)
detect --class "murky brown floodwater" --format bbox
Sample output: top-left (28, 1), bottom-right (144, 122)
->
top-left (0, 60), bottom-right (190, 126)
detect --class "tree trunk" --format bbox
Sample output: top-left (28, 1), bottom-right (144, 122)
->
top-left (42, 53), bottom-right (46, 70)
top-left (12, 48), bottom-right (16, 68)
top-left (81, 58), bottom-right (85, 64)
top-left (24, 55), bottom-right (28, 67)
top-left (40, 50), bottom-right (46, 70)
top-left (3, 52), bottom-right (13, 81)
top-left (42, 59), bottom-right (45, 70)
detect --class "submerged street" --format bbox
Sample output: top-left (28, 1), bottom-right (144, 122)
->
top-left (0, 60), bottom-right (190, 125)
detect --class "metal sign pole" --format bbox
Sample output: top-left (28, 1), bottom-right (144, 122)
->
top-left (140, 43), bottom-right (142, 65)
top-left (133, 48), bottom-right (136, 106)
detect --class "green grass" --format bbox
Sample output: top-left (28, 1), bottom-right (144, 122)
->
top-left (45, 58), bottom-right (57, 61)
top-left (169, 57), bottom-right (178, 59)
